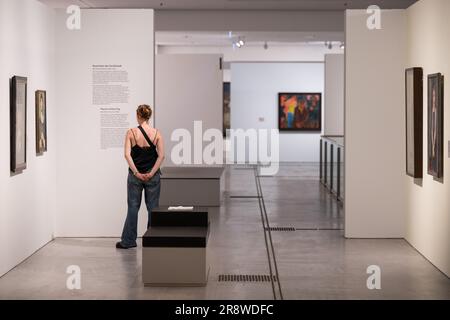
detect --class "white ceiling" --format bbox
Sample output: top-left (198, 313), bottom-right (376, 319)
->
top-left (156, 31), bottom-right (344, 46)
top-left (39, 0), bottom-right (417, 10)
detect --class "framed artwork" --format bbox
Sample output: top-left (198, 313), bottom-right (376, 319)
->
top-left (427, 73), bottom-right (444, 178)
top-left (35, 90), bottom-right (47, 154)
top-left (10, 76), bottom-right (27, 173)
top-left (405, 68), bottom-right (423, 178)
top-left (223, 82), bottom-right (230, 136)
top-left (278, 93), bottom-right (322, 131)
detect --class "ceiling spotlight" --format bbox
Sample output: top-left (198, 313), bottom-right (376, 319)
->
top-left (233, 37), bottom-right (245, 49)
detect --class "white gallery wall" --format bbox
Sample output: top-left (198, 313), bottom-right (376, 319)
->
top-left (0, 0), bottom-right (56, 276)
top-left (324, 54), bottom-right (344, 136)
top-left (55, 9), bottom-right (155, 236)
top-left (155, 54), bottom-right (223, 166)
top-left (345, 10), bottom-right (407, 238)
top-left (405, 0), bottom-right (450, 277)
top-left (231, 63), bottom-right (324, 162)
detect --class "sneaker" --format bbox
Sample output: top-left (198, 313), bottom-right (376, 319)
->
top-left (115, 242), bottom-right (137, 249)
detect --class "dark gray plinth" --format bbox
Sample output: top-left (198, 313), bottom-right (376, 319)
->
top-left (151, 206), bottom-right (208, 227)
top-left (142, 226), bottom-right (209, 248)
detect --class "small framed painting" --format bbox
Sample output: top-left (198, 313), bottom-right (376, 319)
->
top-left (278, 93), bottom-right (322, 131)
top-left (10, 76), bottom-right (28, 173)
top-left (427, 73), bottom-right (444, 178)
top-left (35, 90), bottom-right (47, 154)
top-left (223, 82), bottom-right (230, 137)
top-left (405, 68), bottom-right (423, 178)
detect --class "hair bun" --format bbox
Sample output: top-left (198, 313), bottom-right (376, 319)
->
top-left (137, 104), bottom-right (152, 121)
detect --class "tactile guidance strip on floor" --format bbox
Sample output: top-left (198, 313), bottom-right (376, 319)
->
top-left (264, 226), bottom-right (296, 232)
top-left (218, 274), bottom-right (278, 282)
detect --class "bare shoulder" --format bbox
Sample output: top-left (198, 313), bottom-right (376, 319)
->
top-left (127, 128), bottom-right (139, 140)
top-left (154, 128), bottom-right (163, 140)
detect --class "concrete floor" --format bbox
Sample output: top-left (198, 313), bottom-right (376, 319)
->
top-left (0, 164), bottom-right (449, 299)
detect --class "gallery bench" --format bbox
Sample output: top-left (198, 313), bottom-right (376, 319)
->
top-left (142, 206), bottom-right (209, 286)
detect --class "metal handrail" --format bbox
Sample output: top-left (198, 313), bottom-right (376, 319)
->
top-left (320, 136), bottom-right (344, 202)
top-left (321, 135), bottom-right (344, 147)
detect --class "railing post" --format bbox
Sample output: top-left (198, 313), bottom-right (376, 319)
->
top-left (330, 144), bottom-right (334, 192)
top-left (320, 139), bottom-right (323, 182)
top-left (337, 146), bottom-right (341, 200)
top-left (324, 141), bottom-right (328, 186)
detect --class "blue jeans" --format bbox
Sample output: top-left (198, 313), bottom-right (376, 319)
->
top-left (120, 171), bottom-right (161, 247)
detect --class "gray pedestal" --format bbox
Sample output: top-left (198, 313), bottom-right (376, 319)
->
top-left (143, 247), bottom-right (208, 286)
top-left (159, 166), bottom-right (224, 207)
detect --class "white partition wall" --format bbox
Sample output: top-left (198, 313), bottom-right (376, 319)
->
top-left (0, 0), bottom-right (56, 276)
top-left (324, 54), bottom-right (344, 136)
top-left (55, 9), bottom-right (155, 237)
top-left (231, 62), bottom-right (324, 162)
top-left (405, 0), bottom-right (450, 277)
top-left (155, 54), bottom-right (223, 166)
top-left (345, 10), bottom-right (407, 238)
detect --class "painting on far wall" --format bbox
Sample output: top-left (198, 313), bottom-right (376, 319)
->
top-left (10, 76), bottom-right (27, 173)
top-left (223, 82), bottom-right (230, 136)
top-left (405, 68), bottom-right (423, 178)
top-left (278, 93), bottom-right (322, 131)
top-left (427, 73), bottom-right (444, 178)
top-left (35, 90), bottom-right (47, 154)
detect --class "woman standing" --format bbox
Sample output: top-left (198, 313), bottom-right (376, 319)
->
top-left (116, 105), bottom-right (165, 249)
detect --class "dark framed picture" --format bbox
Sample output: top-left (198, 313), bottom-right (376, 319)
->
top-left (223, 82), bottom-right (230, 137)
top-left (10, 76), bottom-right (27, 173)
top-left (427, 73), bottom-right (444, 178)
top-left (35, 90), bottom-right (47, 154)
top-left (405, 68), bottom-right (423, 178)
top-left (278, 93), bottom-right (322, 131)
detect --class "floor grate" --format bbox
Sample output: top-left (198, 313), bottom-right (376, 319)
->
top-left (296, 228), bottom-right (344, 231)
top-left (265, 227), bottom-right (296, 232)
top-left (218, 274), bottom-right (278, 282)
top-left (229, 195), bottom-right (261, 199)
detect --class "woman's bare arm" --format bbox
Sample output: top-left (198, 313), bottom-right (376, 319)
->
top-left (146, 132), bottom-right (165, 179)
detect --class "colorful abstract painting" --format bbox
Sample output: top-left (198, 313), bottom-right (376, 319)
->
top-left (278, 93), bottom-right (322, 131)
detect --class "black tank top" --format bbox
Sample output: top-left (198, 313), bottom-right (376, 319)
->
top-left (130, 126), bottom-right (158, 174)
